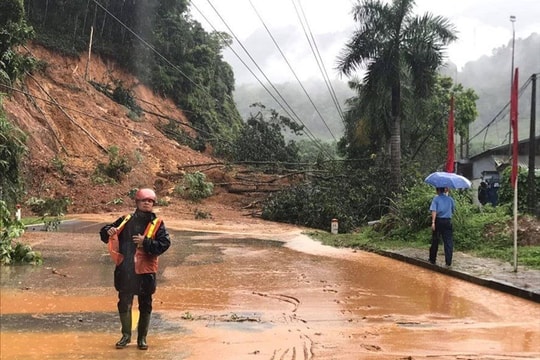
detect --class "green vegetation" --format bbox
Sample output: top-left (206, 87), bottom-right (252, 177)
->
top-left (175, 171), bottom-right (214, 202)
top-left (262, 161), bottom-right (391, 233)
top-left (92, 146), bottom-right (132, 184)
top-left (307, 183), bottom-right (540, 269)
top-left (0, 200), bottom-right (42, 265)
top-left (158, 118), bottom-right (206, 152)
top-left (25, 196), bottom-right (71, 231)
top-left (232, 104), bottom-right (302, 164)
top-left (24, 0), bottom-right (243, 150)
top-left (89, 80), bottom-right (143, 118)
top-left (498, 166), bottom-right (540, 213)
top-left (337, 0), bottom-right (457, 190)
top-left (0, 92), bottom-right (41, 265)
top-left (0, 97), bottom-right (27, 207)
top-left (0, 0), bottom-right (36, 85)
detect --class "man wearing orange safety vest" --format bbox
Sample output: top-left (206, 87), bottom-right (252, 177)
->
top-left (99, 188), bottom-right (171, 350)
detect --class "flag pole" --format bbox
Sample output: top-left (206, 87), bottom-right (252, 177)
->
top-left (445, 95), bottom-right (455, 173)
top-left (513, 178), bottom-right (518, 272)
top-left (511, 68), bottom-right (519, 272)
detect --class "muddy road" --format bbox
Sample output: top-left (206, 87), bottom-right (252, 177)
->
top-left (1, 218), bottom-right (540, 360)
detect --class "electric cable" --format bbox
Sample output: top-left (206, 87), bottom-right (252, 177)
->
top-left (90, 0), bottom-right (217, 105)
top-left (248, 0), bottom-right (338, 142)
top-left (293, 0), bottom-right (345, 123)
top-left (196, 0), bottom-right (334, 159)
top-left (468, 74), bottom-right (533, 152)
top-left (90, 0), bottom-right (329, 160)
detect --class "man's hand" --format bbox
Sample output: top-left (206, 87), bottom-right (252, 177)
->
top-left (133, 233), bottom-right (145, 248)
top-left (107, 227), bottom-right (117, 236)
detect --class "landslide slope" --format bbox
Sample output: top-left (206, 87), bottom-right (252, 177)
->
top-left (4, 44), bottom-right (258, 217)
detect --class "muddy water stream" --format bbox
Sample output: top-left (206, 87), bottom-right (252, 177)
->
top-left (1, 221), bottom-right (540, 359)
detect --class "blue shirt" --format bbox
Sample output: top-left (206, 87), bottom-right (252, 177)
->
top-left (429, 194), bottom-right (455, 219)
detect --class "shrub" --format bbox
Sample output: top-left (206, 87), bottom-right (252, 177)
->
top-left (262, 163), bottom-right (391, 233)
top-left (93, 146), bottom-right (132, 183)
top-left (375, 182), bottom-right (515, 251)
top-left (0, 200), bottom-right (42, 265)
top-left (111, 81), bottom-right (142, 117)
top-left (497, 166), bottom-right (540, 214)
top-left (175, 172), bottom-right (214, 202)
top-left (25, 196), bottom-right (71, 232)
top-left (0, 101), bottom-right (27, 207)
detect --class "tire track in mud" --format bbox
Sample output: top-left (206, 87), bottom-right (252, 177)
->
top-left (252, 291), bottom-right (300, 312)
top-left (269, 334), bottom-right (314, 360)
top-left (252, 292), bottom-right (314, 359)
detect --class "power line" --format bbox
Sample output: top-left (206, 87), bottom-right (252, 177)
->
top-left (91, 0), bottom-right (326, 160)
top-left (469, 74), bottom-right (534, 151)
top-left (249, 0), bottom-right (338, 142)
top-left (194, 0), bottom-right (334, 159)
top-left (90, 0), bottom-right (217, 105)
top-left (293, 0), bottom-right (345, 123)
top-left (0, 83), bottom-right (233, 147)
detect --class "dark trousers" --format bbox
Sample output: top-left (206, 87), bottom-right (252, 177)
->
top-left (429, 218), bottom-right (453, 266)
top-left (117, 273), bottom-right (156, 314)
top-left (118, 291), bottom-right (152, 314)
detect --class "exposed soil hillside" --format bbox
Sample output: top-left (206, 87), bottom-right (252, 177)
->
top-left (3, 43), bottom-right (273, 223)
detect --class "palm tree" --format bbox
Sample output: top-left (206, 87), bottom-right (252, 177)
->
top-left (337, 0), bottom-right (457, 192)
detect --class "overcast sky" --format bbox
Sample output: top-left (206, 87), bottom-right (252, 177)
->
top-left (190, 0), bottom-right (539, 84)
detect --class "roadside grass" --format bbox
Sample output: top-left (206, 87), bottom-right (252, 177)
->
top-left (306, 226), bottom-right (428, 253)
top-left (21, 217), bottom-right (55, 226)
top-left (306, 226), bottom-right (540, 270)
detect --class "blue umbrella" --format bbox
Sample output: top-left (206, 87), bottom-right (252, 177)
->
top-left (424, 172), bottom-right (472, 189)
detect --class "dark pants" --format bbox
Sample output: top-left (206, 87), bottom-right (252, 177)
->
top-left (429, 218), bottom-right (453, 266)
top-left (117, 273), bottom-right (156, 314)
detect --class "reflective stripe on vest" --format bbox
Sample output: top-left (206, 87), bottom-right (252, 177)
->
top-left (109, 215), bottom-right (161, 268)
top-left (117, 214), bottom-right (132, 233)
top-left (107, 214), bottom-right (132, 266)
top-left (143, 218), bottom-right (162, 239)
top-left (135, 217), bottom-right (162, 274)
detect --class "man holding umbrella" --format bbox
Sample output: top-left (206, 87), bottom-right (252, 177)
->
top-left (428, 187), bottom-right (456, 267)
top-left (424, 171), bottom-right (470, 267)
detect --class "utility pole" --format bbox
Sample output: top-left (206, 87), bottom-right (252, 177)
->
top-left (528, 74), bottom-right (537, 215)
top-left (509, 15), bottom-right (516, 151)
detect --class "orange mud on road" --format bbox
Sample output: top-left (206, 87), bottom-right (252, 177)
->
top-left (1, 215), bottom-right (540, 360)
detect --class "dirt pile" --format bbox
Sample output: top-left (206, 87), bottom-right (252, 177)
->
top-left (3, 43), bottom-right (266, 219)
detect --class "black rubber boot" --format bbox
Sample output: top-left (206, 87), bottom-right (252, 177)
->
top-left (137, 312), bottom-right (151, 350)
top-left (115, 312), bottom-right (132, 349)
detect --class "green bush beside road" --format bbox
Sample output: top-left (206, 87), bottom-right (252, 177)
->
top-left (307, 182), bottom-right (540, 270)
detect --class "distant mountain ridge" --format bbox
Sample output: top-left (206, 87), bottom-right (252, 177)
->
top-left (233, 33), bottom-right (540, 148)
top-left (458, 32), bottom-right (539, 147)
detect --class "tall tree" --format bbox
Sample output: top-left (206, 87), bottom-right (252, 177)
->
top-left (337, 0), bottom-right (457, 192)
top-left (0, 0), bottom-right (34, 84)
top-left (0, 98), bottom-right (27, 206)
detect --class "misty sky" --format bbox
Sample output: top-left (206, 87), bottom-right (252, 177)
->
top-left (190, 0), bottom-right (539, 84)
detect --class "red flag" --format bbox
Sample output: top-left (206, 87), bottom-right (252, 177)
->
top-left (510, 68), bottom-right (519, 188)
top-left (445, 95), bottom-right (455, 173)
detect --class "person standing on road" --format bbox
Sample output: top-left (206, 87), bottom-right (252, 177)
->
top-left (99, 188), bottom-right (171, 350)
top-left (429, 187), bottom-right (455, 267)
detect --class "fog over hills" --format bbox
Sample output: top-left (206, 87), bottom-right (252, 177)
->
top-left (456, 33), bottom-right (539, 148)
top-left (233, 33), bottom-right (539, 148)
